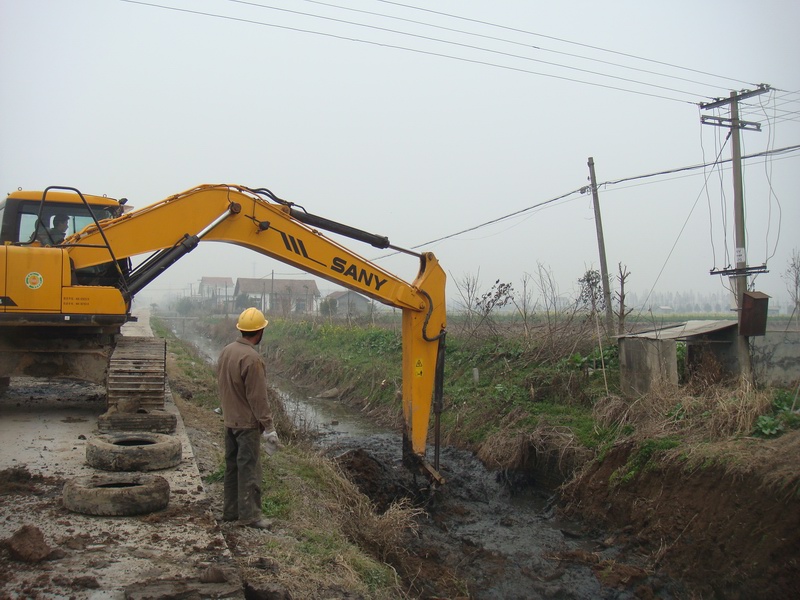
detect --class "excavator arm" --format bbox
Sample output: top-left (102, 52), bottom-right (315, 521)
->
top-left (65, 184), bottom-right (447, 483)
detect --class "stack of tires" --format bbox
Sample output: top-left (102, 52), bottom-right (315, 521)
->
top-left (63, 432), bottom-right (182, 516)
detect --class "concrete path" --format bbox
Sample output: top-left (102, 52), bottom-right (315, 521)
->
top-left (0, 310), bottom-right (241, 599)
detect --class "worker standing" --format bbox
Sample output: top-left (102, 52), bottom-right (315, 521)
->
top-left (217, 307), bottom-right (278, 529)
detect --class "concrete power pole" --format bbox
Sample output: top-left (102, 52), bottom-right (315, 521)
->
top-left (587, 157), bottom-right (614, 336)
top-left (700, 84), bottom-right (770, 381)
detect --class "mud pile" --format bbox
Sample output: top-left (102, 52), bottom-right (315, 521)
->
top-left (326, 433), bottom-right (684, 599)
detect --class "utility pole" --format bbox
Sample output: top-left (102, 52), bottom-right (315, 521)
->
top-left (587, 157), bottom-right (614, 336)
top-left (700, 84), bottom-right (770, 381)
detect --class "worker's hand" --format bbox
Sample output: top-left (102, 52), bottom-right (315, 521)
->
top-left (261, 430), bottom-right (280, 456)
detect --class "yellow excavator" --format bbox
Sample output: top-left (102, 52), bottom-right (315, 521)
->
top-left (0, 184), bottom-right (447, 483)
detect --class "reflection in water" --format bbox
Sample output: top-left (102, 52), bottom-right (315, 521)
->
top-left (275, 384), bottom-right (383, 442)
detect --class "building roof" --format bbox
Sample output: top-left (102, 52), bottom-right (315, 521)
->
top-left (620, 320), bottom-right (737, 341)
top-left (235, 278), bottom-right (320, 296)
top-left (200, 276), bottom-right (233, 287)
top-left (326, 290), bottom-right (368, 302)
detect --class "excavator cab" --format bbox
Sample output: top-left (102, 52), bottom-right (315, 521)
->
top-left (0, 190), bottom-right (131, 287)
top-left (0, 190), bottom-right (120, 245)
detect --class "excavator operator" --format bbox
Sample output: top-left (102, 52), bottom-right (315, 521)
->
top-left (32, 214), bottom-right (69, 246)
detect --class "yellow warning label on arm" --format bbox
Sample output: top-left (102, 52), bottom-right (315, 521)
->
top-left (415, 359), bottom-right (423, 377)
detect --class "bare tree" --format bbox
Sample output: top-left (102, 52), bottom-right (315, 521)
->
top-left (534, 263), bottom-right (589, 362)
top-left (512, 272), bottom-right (537, 340)
top-left (452, 270), bottom-right (481, 335)
top-left (452, 271), bottom-right (514, 340)
top-left (615, 262), bottom-right (634, 335)
top-left (783, 248), bottom-right (800, 326)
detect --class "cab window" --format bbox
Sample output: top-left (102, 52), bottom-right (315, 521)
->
top-left (18, 202), bottom-right (116, 244)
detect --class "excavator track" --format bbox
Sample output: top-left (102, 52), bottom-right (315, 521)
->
top-left (101, 337), bottom-right (176, 433)
top-left (107, 336), bottom-right (166, 411)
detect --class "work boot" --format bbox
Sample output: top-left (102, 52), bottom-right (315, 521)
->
top-left (242, 518), bottom-right (272, 530)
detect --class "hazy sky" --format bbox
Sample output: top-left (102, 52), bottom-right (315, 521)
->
top-left (2, 0), bottom-right (798, 311)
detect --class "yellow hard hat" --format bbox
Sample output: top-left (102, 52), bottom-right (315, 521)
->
top-left (236, 307), bottom-right (268, 332)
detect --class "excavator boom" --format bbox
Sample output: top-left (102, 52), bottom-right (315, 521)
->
top-left (0, 184), bottom-right (447, 482)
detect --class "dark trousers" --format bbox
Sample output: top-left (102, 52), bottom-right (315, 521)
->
top-left (223, 428), bottom-right (263, 522)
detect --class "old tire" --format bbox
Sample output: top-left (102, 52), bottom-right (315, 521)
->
top-left (63, 473), bottom-right (170, 516)
top-left (86, 431), bottom-right (182, 472)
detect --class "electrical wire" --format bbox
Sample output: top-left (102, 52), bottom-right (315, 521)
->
top-left (593, 151), bottom-right (798, 194)
top-left (374, 186), bottom-right (587, 259)
top-left (285, 0), bottom-right (732, 93)
top-left (758, 92), bottom-right (783, 264)
top-left (218, 0), bottom-right (712, 99)
top-left (371, 0), bottom-right (756, 88)
top-left (699, 105), bottom-right (718, 268)
top-left (599, 144), bottom-right (800, 187)
top-left (119, 0), bottom-right (705, 104)
top-left (372, 144), bottom-right (799, 262)
top-left (633, 132), bottom-right (732, 320)
top-left (716, 126), bottom-right (730, 267)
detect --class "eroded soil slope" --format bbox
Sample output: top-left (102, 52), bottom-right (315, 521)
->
top-left (562, 437), bottom-right (800, 598)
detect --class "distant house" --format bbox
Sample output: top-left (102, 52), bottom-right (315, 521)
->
top-left (198, 276), bottom-right (234, 313)
top-left (235, 278), bottom-right (320, 315)
top-left (324, 290), bottom-right (371, 317)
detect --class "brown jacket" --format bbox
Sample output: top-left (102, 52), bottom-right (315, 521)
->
top-left (217, 338), bottom-right (274, 432)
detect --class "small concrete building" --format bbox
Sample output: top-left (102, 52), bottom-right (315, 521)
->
top-left (618, 320), bottom-right (800, 395)
top-left (619, 321), bottom-right (738, 396)
top-left (324, 290), bottom-right (371, 317)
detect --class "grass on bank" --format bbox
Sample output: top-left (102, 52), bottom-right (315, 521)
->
top-left (152, 316), bottom-right (422, 598)
top-left (151, 318), bottom-right (220, 410)
top-left (254, 317), bottom-right (800, 491)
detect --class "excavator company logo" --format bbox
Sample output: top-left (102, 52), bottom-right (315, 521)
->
top-left (330, 257), bottom-right (388, 291)
top-left (25, 272), bottom-right (43, 290)
top-left (279, 232), bottom-right (309, 259)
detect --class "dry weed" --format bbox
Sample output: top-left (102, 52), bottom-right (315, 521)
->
top-left (304, 452), bottom-right (423, 562)
top-left (594, 380), bottom-right (773, 441)
top-left (476, 408), bottom-right (531, 469)
top-left (668, 429), bottom-right (800, 497)
top-left (477, 407), bottom-right (585, 472)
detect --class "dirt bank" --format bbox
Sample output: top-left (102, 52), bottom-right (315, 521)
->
top-left (561, 437), bottom-right (800, 599)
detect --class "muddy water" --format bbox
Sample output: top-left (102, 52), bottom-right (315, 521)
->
top-left (167, 318), bottom-right (680, 599)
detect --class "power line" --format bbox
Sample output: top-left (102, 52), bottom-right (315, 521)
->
top-left (372, 0), bottom-right (756, 88)
top-left (600, 144), bottom-right (800, 188)
top-left (119, 0), bottom-right (700, 104)
top-left (219, 0), bottom-right (710, 99)
top-left (287, 0), bottom-right (731, 94)
top-left (376, 144), bottom-right (800, 259)
top-left (597, 151), bottom-right (798, 194)
top-left (379, 187), bottom-right (586, 257)
top-left (633, 133), bottom-right (732, 319)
